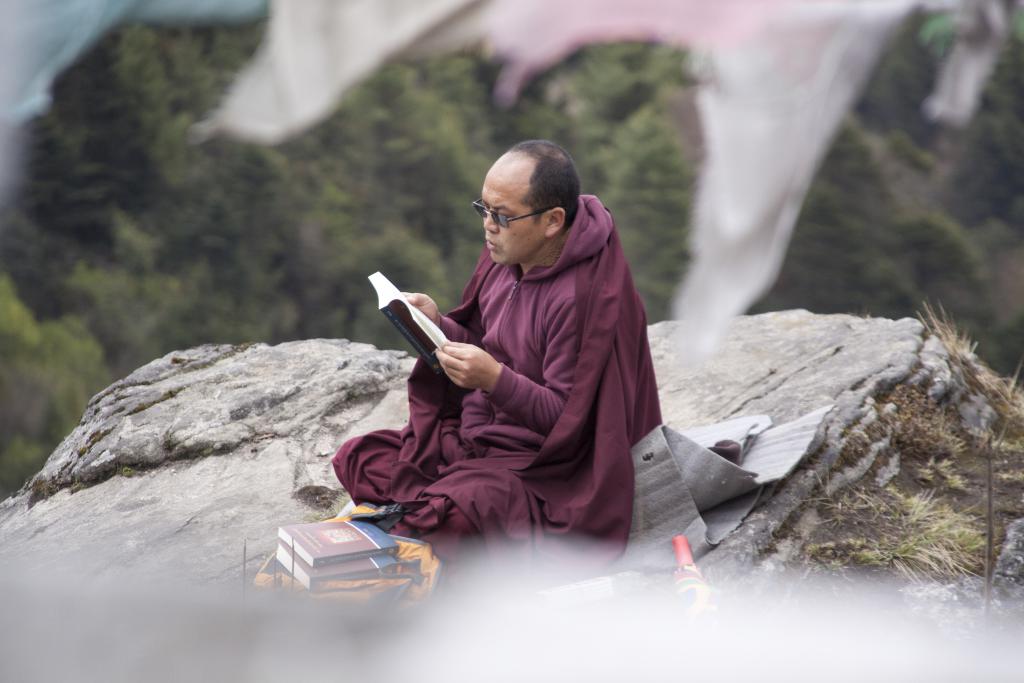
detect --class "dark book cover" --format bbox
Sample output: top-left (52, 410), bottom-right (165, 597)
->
top-left (369, 271), bottom-right (447, 374)
top-left (382, 301), bottom-right (443, 373)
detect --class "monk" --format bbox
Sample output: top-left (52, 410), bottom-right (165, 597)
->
top-left (333, 140), bottom-right (661, 568)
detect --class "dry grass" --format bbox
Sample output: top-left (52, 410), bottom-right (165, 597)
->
top-left (916, 457), bottom-right (968, 492)
top-left (920, 303), bottom-right (1024, 439)
top-left (810, 487), bottom-right (984, 581)
top-left (298, 493), bottom-right (358, 522)
top-left (999, 434), bottom-right (1024, 452)
top-left (882, 384), bottom-right (969, 463)
top-left (799, 307), bottom-right (1023, 584)
top-left (996, 471), bottom-right (1024, 484)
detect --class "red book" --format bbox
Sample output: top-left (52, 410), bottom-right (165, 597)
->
top-left (277, 519), bottom-right (398, 568)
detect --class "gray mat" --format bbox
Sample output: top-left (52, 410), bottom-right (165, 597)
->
top-left (740, 405), bottom-right (832, 484)
top-left (617, 405), bottom-right (832, 571)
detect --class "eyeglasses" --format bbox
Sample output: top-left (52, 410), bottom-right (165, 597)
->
top-left (472, 199), bottom-right (556, 229)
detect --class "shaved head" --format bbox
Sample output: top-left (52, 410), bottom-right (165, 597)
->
top-left (505, 140), bottom-right (580, 227)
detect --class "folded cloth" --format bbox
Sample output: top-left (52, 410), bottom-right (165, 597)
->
top-left (618, 405), bottom-right (832, 571)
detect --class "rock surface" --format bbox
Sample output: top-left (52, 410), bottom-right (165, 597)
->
top-left (0, 310), bottom-right (1019, 591)
top-left (995, 518), bottom-right (1024, 609)
top-left (0, 339), bottom-right (414, 583)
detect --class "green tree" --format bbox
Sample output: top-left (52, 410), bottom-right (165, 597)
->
top-left (565, 43), bottom-right (689, 189)
top-left (858, 13), bottom-right (941, 146)
top-left (889, 211), bottom-right (988, 323)
top-left (760, 122), bottom-right (997, 361)
top-left (950, 37), bottom-right (1024, 228)
top-left (601, 104), bottom-right (691, 321)
top-left (759, 122), bottom-right (917, 316)
top-left (0, 274), bottom-right (108, 496)
top-left (992, 311), bottom-right (1024, 373)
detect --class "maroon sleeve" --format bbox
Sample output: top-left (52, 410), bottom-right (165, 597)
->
top-left (439, 309), bottom-right (484, 346)
top-left (485, 298), bottom-right (576, 434)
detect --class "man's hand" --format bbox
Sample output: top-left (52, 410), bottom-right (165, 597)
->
top-left (436, 342), bottom-right (502, 391)
top-left (404, 292), bottom-right (440, 326)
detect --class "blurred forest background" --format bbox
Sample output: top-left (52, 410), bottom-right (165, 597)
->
top-left (1, 16), bottom-right (1023, 497)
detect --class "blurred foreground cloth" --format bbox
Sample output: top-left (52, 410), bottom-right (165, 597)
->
top-left (193, 0), bottom-right (1015, 363)
top-left (0, 0), bottom-right (265, 205)
top-left (674, 1), bottom-right (919, 361)
top-left (193, 0), bottom-right (803, 143)
top-left (673, 0), bottom-right (1016, 362)
top-left (3, 0), bottom-right (267, 122)
top-left (3, 0), bottom-right (1017, 362)
top-left (925, 0), bottom-right (1016, 124)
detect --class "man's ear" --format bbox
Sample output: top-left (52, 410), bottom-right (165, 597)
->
top-left (544, 207), bottom-right (566, 237)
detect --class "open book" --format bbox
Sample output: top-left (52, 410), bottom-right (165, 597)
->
top-left (368, 271), bottom-right (448, 374)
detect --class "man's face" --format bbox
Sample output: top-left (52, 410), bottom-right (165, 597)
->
top-left (478, 153), bottom-right (557, 272)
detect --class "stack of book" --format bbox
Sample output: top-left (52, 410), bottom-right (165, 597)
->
top-left (275, 518), bottom-right (400, 592)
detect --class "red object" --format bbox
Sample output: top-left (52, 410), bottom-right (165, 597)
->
top-left (278, 519), bottom-right (396, 567)
top-left (333, 195), bottom-right (662, 567)
top-left (672, 535), bottom-right (695, 568)
top-left (671, 534), bottom-right (712, 614)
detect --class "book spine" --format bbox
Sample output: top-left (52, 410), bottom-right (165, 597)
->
top-left (304, 546), bottom-right (397, 567)
top-left (277, 527), bottom-right (316, 566)
top-left (381, 306), bottom-right (443, 374)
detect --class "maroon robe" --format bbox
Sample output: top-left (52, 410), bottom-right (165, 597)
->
top-left (333, 195), bottom-right (662, 567)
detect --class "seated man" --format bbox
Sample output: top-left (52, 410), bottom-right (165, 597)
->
top-left (333, 140), bottom-right (661, 567)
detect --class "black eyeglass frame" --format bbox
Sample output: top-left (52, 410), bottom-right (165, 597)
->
top-left (472, 199), bottom-right (558, 229)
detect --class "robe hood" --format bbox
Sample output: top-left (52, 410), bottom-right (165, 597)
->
top-left (520, 194), bottom-right (613, 282)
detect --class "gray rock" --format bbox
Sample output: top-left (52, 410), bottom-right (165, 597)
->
top-left (995, 518), bottom-right (1024, 609)
top-left (650, 311), bottom-right (924, 429)
top-left (0, 338), bottom-right (413, 584)
top-left (0, 309), bottom-right (1010, 589)
top-left (651, 312), bottom-right (946, 579)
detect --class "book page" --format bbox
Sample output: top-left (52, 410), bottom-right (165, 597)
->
top-left (368, 271), bottom-right (448, 348)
